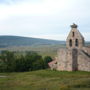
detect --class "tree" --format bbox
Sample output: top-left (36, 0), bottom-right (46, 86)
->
top-left (44, 56), bottom-right (52, 68)
top-left (0, 51), bottom-right (16, 72)
top-left (25, 52), bottom-right (44, 71)
top-left (0, 51), bottom-right (52, 72)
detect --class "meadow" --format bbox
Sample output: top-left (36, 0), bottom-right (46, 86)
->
top-left (0, 44), bottom-right (90, 90)
top-left (0, 70), bottom-right (90, 90)
top-left (0, 44), bottom-right (65, 58)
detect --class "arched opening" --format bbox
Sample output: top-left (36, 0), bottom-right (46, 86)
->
top-left (75, 39), bottom-right (78, 47)
top-left (69, 39), bottom-right (72, 47)
top-left (72, 32), bottom-right (75, 37)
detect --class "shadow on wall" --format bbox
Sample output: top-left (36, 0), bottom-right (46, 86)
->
top-left (72, 49), bottom-right (78, 71)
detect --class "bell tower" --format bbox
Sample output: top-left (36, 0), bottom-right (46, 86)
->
top-left (66, 23), bottom-right (85, 49)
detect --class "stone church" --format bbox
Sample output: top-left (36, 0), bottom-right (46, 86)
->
top-left (48, 23), bottom-right (90, 71)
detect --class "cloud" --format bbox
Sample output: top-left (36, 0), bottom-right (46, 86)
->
top-left (0, 0), bottom-right (90, 21)
top-left (30, 33), bottom-right (90, 41)
top-left (0, 0), bottom-right (78, 19)
top-left (0, 0), bottom-right (90, 41)
top-left (82, 32), bottom-right (90, 41)
top-left (30, 34), bottom-right (67, 40)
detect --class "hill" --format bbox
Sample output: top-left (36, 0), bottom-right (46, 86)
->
top-left (0, 36), bottom-right (65, 48)
top-left (0, 70), bottom-right (90, 90)
top-left (86, 41), bottom-right (90, 46)
top-left (0, 36), bottom-right (89, 57)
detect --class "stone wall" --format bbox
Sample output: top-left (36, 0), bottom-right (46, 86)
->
top-left (78, 50), bottom-right (90, 71)
top-left (56, 48), bottom-right (90, 71)
top-left (57, 49), bottom-right (73, 71)
top-left (83, 47), bottom-right (90, 55)
top-left (48, 24), bottom-right (90, 71)
top-left (57, 49), bottom-right (67, 71)
top-left (66, 28), bottom-right (85, 49)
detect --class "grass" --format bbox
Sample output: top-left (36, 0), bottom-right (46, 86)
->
top-left (0, 70), bottom-right (90, 90)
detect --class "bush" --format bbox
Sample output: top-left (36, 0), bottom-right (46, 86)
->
top-left (44, 56), bottom-right (52, 68)
top-left (0, 51), bottom-right (52, 72)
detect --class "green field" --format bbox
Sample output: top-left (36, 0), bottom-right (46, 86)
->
top-left (0, 45), bottom-right (65, 58)
top-left (0, 70), bottom-right (90, 90)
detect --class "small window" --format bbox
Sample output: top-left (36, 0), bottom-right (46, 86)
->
top-left (69, 39), bottom-right (72, 47)
top-left (75, 39), bottom-right (78, 47)
top-left (72, 32), bottom-right (75, 37)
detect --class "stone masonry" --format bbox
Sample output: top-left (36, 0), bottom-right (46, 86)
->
top-left (48, 23), bottom-right (90, 71)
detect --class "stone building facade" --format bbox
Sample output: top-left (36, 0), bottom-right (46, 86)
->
top-left (48, 24), bottom-right (90, 71)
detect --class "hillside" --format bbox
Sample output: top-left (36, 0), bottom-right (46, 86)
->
top-left (0, 70), bottom-right (90, 90)
top-left (0, 36), bottom-right (90, 57)
top-left (0, 36), bottom-right (65, 48)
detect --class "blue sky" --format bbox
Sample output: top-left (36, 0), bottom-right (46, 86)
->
top-left (0, 0), bottom-right (90, 41)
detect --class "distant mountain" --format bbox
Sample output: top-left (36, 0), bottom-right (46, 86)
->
top-left (0, 36), bottom-right (65, 48)
top-left (86, 41), bottom-right (90, 46)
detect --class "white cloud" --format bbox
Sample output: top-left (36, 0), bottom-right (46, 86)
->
top-left (0, 0), bottom-right (90, 41)
top-left (30, 32), bottom-right (90, 41)
top-left (82, 32), bottom-right (90, 41)
top-left (0, 0), bottom-right (73, 20)
top-left (30, 34), bottom-right (67, 40)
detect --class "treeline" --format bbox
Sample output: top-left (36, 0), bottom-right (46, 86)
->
top-left (0, 51), bottom-right (52, 72)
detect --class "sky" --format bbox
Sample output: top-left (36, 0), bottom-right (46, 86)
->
top-left (0, 0), bottom-right (90, 41)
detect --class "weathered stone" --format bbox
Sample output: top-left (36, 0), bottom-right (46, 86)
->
top-left (48, 24), bottom-right (90, 71)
